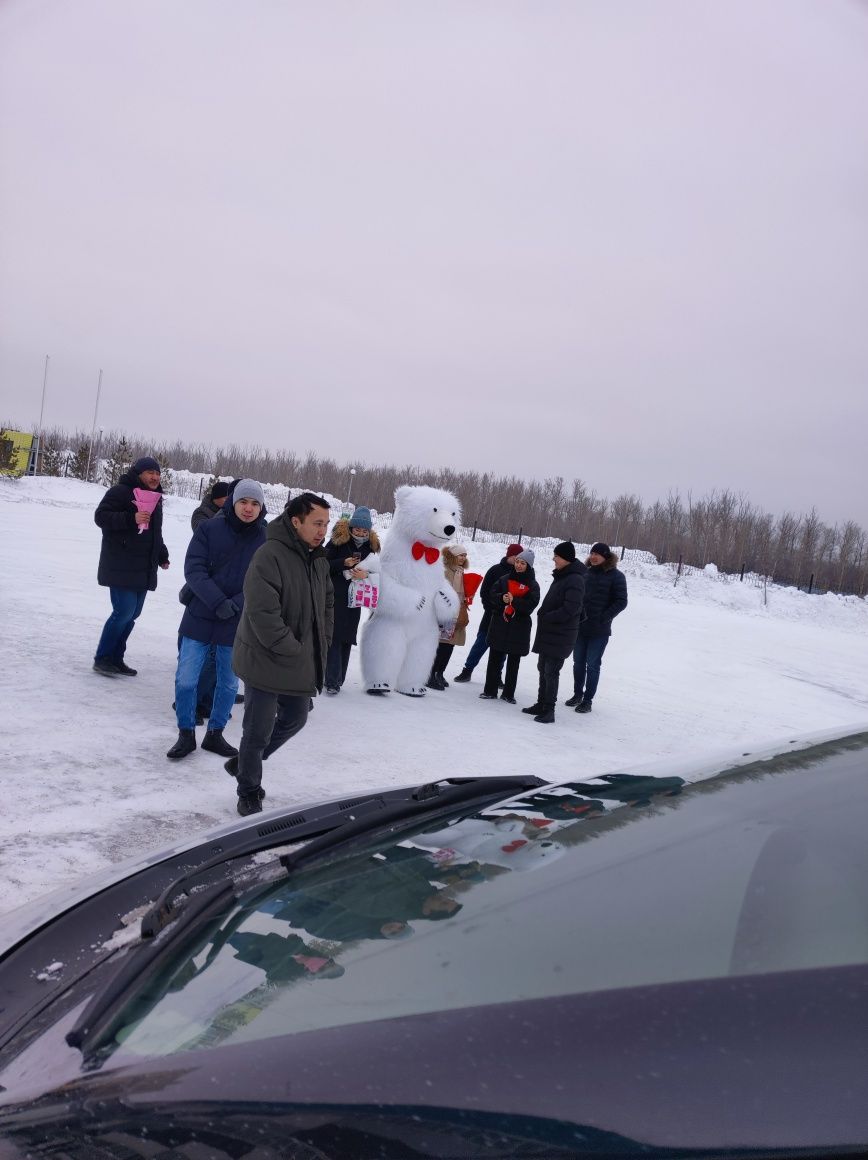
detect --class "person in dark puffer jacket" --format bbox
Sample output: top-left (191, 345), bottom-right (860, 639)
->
top-left (167, 480), bottom-right (267, 761)
top-left (323, 507), bottom-right (381, 694)
top-left (453, 543), bottom-right (524, 682)
top-left (523, 541), bottom-right (586, 724)
top-left (93, 456), bottom-right (170, 677)
top-left (191, 480), bottom-right (231, 531)
top-left (567, 542), bottom-right (628, 713)
top-left (480, 549), bottom-right (540, 703)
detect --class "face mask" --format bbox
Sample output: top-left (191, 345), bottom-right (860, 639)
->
top-left (351, 532), bottom-right (369, 544)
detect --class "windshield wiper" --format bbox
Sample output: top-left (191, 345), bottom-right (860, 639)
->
top-left (66, 775), bottom-right (543, 1060)
top-left (279, 775), bottom-right (545, 875)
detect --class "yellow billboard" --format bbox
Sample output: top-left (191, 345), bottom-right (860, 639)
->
top-left (0, 429), bottom-right (35, 477)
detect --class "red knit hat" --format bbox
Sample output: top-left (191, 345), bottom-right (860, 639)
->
top-left (506, 543), bottom-right (523, 558)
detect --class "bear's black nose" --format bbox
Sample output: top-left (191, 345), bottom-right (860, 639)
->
top-left (444, 525), bottom-right (455, 536)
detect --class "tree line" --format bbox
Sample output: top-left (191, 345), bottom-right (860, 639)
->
top-left (13, 421), bottom-right (868, 597)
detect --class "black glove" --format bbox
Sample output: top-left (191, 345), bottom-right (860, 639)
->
top-left (215, 598), bottom-right (239, 620)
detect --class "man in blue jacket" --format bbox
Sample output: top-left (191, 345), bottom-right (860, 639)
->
top-left (167, 479), bottom-right (267, 761)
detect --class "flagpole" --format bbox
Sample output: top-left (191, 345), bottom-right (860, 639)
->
top-left (85, 369), bottom-right (103, 481)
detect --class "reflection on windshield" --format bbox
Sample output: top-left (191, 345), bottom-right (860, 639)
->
top-left (111, 777), bottom-right (682, 1058)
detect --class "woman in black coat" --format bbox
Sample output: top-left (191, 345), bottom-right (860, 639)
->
top-left (480, 550), bottom-right (540, 703)
top-left (93, 456), bottom-right (170, 676)
top-left (323, 507), bottom-right (381, 694)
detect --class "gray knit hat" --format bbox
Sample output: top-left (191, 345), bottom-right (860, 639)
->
top-left (233, 479), bottom-right (265, 506)
top-left (515, 548), bottom-right (535, 567)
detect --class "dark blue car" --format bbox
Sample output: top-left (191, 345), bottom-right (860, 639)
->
top-left (1, 728), bottom-right (867, 1158)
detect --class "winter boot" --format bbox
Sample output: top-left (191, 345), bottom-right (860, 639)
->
top-left (237, 793), bottom-right (263, 817)
top-left (533, 708), bottom-right (556, 724)
top-left (93, 657), bottom-right (119, 678)
top-left (564, 694), bottom-right (581, 708)
top-left (478, 691), bottom-right (498, 700)
top-left (453, 668), bottom-right (472, 683)
top-left (426, 671), bottom-right (446, 691)
top-left (167, 730), bottom-right (197, 760)
top-left (201, 729), bottom-right (238, 758)
top-left (114, 661), bottom-right (138, 676)
top-left (224, 756), bottom-right (239, 778)
top-left (500, 693), bottom-right (517, 704)
top-left (521, 703), bottom-right (542, 715)
top-left (575, 700), bottom-right (593, 714)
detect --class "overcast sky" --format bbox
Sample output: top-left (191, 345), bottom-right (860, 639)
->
top-left (1, 0), bottom-right (866, 525)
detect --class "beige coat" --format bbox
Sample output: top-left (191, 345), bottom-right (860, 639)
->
top-left (440, 547), bottom-right (469, 646)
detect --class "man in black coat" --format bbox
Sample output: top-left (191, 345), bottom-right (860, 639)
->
top-left (522, 541), bottom-right (586, 724)
top-left (567, 542), bottom-right (628, 713)
top-left (93, 456), bottom-right (170, 677)
top-left (453, 543), bottom-right (523, 683)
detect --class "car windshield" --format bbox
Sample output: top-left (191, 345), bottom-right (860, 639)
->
top-left (108, 752), bottom-right (868, 1064)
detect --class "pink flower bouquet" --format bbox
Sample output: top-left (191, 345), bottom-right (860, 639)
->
top-left (133, 487), bottom-right (162, 533)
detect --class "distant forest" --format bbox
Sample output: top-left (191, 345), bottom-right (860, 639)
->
top-left (11, 422), bottom-right (868, 597)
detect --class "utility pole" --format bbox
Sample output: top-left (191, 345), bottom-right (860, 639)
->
top-left (85, 369), bottom-right (103, 482)
top-left (34, 355), bottom-right (50, 474)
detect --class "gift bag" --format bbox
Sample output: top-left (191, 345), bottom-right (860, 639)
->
top-left (438, 618), bottom-right (457, 643)
top-left (349, 579), bottom-right (378, 609)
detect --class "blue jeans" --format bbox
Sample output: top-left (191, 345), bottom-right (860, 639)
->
top-left (175, 637), bottom-right (239, 730)
top-left (95, 588), bottom-right (147, 663)
top-left (572, 635), bottom-right (609, 703)
top-left (463, 626), bottom-right (489, 673)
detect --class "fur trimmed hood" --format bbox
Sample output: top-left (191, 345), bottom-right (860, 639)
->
top-left (585, 550), bottom-right (619, 571)
top-left (330, 519), bottom-right (381, 553)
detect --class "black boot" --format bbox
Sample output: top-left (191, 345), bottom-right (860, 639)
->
top-left (533, 708), bottom-right (555, 724)
top-left (522, 703), bottom-right (542, 715)
top-left (564, 694), bottom-right (581, 708)
top-left (167, 729), bottom-right (196, 760)
top-left (575, 700), bottom-right (593, 714)
top-left (237, 792), bottom-right (263, 817)
top-left (453, 668), bottom-right (472, 683)
top-left (114, 661), bottom-right (138, 676)
top-left (201, 729), bottom-right (238, 757)
top-left (426, 671), bottom-right (446, 691)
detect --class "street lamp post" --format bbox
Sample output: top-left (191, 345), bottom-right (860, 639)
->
top-left (345, 467), bottom-right (357, 513)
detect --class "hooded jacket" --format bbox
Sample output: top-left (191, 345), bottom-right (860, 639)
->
top-left (232, 511), bottom-right (334, 696)
top-left (532, 559), bottom-right (587, 660)
top-left (179, 490), bottom-right (268, 647)
top-left (485, 565), bottom-right (541, 656)
top-left (94, 468), bottom-right (169, 591)
top-left (579, 550), bottom-right (628, 639)
top-left (190, 491), bottom-right (224, 531)
top-left (324, 519), bottom-right (382, 646)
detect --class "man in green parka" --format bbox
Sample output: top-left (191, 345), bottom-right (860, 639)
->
top-left (229, 491), bottom-right (334, 815)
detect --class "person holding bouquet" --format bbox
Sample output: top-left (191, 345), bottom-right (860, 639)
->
top-left (167, 479), bottom-right (267, 761)
top-left (93, 456), bottom-right (170, 677)
top-left (322, 506), bottom-right (381, 695)
top-left (479, 549), bottom-right (540, 703)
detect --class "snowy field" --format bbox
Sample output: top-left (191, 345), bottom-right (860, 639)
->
top-left (1, 476), bottom-right (867, 919)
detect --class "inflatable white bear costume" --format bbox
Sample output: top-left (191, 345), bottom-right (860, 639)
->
top-left (360, 485), bottom-right (462, 697)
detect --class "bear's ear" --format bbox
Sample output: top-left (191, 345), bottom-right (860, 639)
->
top-left (395, 485), bottom-right (413, 505)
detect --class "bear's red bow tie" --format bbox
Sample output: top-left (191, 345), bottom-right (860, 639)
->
top-left (411, 542), bottom-right (440, 564)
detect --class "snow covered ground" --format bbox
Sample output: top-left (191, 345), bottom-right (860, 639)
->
top-left (2, 475), bottom-right (867, 919)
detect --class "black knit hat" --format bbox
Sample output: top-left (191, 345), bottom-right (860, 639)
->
top-left (553, 541), bottom-right (576, 562)
top-left (211, 481), bottom-right (231, 500)
top-left (590, 542), bottom-right (610, 558)
top-left (132, 456), bottom-right (160, 475)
